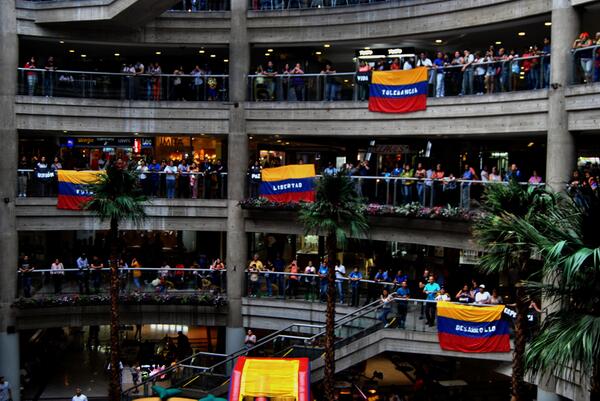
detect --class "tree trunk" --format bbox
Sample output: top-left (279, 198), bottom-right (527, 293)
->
top-left (591, 361), bottom-right (600, 401)
top-left (511, 284), bottom-right (528, 401)
top-left (108, 217), bottom-right (122, 401)
top-left (323, 233), bottom-right (337, 401)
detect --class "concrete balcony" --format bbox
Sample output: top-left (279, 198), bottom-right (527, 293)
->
top-left (566, 82), bottom-right (600, 132)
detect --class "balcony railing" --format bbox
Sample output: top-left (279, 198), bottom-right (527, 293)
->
top-left (248, 55), bottom-right (550, 101)
top-left (571, 44), bottom-right (600, 85)
top-left (17, 68), bottom-right (229, 101)
top-left (169, 0), bottom-right (231, 11)
top-left (250, 0), bottom-right (398, 11)
top-left (17, 169), bottom-right (228, 200)
top-left (246, 174), bottom-right (543, 210)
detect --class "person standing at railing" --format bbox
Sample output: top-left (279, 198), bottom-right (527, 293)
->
top-left (18, 255), bottom-right (35, 298)
top-left (348, 267), bottom-right (362, 307)
top-left (264, 61), bottom-right (278, 100)
top-left (460, 163), bottom-right (478, 210)
top-left (43, 56), bottom-right (56, 97)
top-left (318, 259), bottom-right (328, 302)
top-left (190, 65), bottom-right (205, 101)
top-left (528, 170), bottom-right (543, 185)
top-left (76, 253), bottom-right (90, 294)
top-left (34, 156), bottom-right (53, 197)
top-left (290, 63), bottom-right (305, 101)
top-left (416, 52), bottom-right (434, 96)
top-left (395, 280), bottom-right (410, 329)
top-left (431, 163), bottom-right (445, 206)
top-left (248, 160), bottom-right (262, 198)
top-left (188, 162), bottom-right (198, 199)
top-left (131, 257), bottom-right (142, 290)
top-left (122, 63), bottom-right (135, 100)
top-left (24, 56), bottom-right (38, 96)
top-left (450, 51), bottom-right (464, 96)
top-left (50, 258), bottom-right (65, 294)
top-left (504, 163), bottom-right (521, 182)
top-left (461, 50), bottom-right (475, 96)
top-left (133, 61), bottom-right (145, 100)
top-left (541, 38), bottom-right (551, 88)
top-left (433, 52), bottom-right (445, 98)
top-left (483, 50), bottom-right (496, 95)
top-left (379, 288), bottom-right (394, 327)
top-left (18, 156), bottom-right (30, 197)
top-left (334, 260), bottom-right (346, 304)
top-left (473, 51), bottom-right (486, 95)
top-left (248, 254), bottom-right (263, 297)
top-left (163, 160), bottom-right (177, 199)
top-left (304, 260), bottom-right (317, 301)
top-left (496, 48), bottom-right (510, 92)
top-left (201, 156), bottom-right (214, 199)
top-left (148, 159), bottom-right (161, 197)
top-left (414, 163), bottom-right (427, 206)
top-left (287, 260), bottom-right (300, 298)
top-left (118, 258), bottom-right (129, 292)
top-left (356, 60), bottom-right (371, 101)
top-left (172, 66), bottom-right (185, 101)
top-left (400, 163), bottom-right (414, 204)
top-left (137, 160), bottom-right (149, 196)
top-left (423, 275), bottom-right (440, 327)
top-left (508, 50), bottom-right (520, 91)
top-left (573, 32), bottom-right (594, 84)
top-left (321, 63), bottom-right (337, 101)
top-left (152, 62), bottom-right (162, 101)
top-left (90, 256), bottom-right (104, 294)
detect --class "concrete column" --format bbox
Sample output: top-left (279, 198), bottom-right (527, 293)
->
top-left (225, 0), bottom-right (250, 355)
top-left (0, 1), bottom-right (20, 399)
top-left (546, 0), bottom-right (579, 192)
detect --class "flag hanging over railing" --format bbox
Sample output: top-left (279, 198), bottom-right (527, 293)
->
top-left (368, 67), bottom-right (428, 113)
top-left (436, 303), bottom-right (510, 353)
top-left (259, 164), bottom-right (316, 203)
top-left (57, 170), bottom-right (102, 210)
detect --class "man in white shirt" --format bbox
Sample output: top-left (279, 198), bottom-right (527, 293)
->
top-left (334, 261), bottom-right (346, 304)
top-left (0, 376), bottom-right (12, 401)
top-left (72, 388), bottom-right (87, 401)
top-left (416, 52), bottom-right (434, 94)
top-left (475, 284), bottom-right (491, 304)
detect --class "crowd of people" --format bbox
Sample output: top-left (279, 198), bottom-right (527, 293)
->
top-left (572, 31), bottom-right (600, 84)
top-left (17, 155), bottom-right (227, 199)
top-left (569, 162), bottom-right (600, 208)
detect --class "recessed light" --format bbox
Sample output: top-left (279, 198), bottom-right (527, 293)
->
top-left (435, 39), bottom-right (442, 44)
top-left (59, 40), bottom-right (65, 44)
top-left (265, 53), bottom-right (270, 56)
top-left (155, 51), bottom-right (161, 55)
top-left (68, 49), bottom-right (75, 53)
top-left (544, 21), bottom-right (552, 26)
top-left (267, 48), bottom-right (273, 52)
top-left (199, 50), bottom-right (205, 54)
top-left (224, 59), bottom-right (229, 63)
top-left (324, 44), bottom-right (331, 48)
top-left (210, 54), bottom-right (216, 58)
top-left (364, 47), bottom-right (370, 50)
top-left (315, 51), bottom-right (322, 55)
top-left (343, 79), bottom-right (349, 83)
top-left (495, 41), bottom-right (502, 45)
top-left (518, 32), bottom-right (526, 36)
top-left (114, 53), bottom-right (120, 57)
top-left (81, 54), bottom-right (87, 58)
top-left (527, 142), bottom-right (534, 147)
top-left (134, 132), bottom-right (139, 136)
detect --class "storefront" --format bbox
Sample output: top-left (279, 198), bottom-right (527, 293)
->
top-left (154, 135), bottom-right (223, 164)
top-left (59, 136), bottom-right (154, 169)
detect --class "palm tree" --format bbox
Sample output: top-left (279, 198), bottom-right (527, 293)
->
top-left (503, 191), bottom-right (600, 400)
top-left (298, 172), bottom-right (369, 401)
top-left (85, 160), bottom-right (146, 401)
top-left (473, 180), bottom-right (561, 401)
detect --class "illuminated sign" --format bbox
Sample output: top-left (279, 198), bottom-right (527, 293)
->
top-left (387, 48), bottom-right (403, 55)
top-left (61, 137), bottom-right (153, 148)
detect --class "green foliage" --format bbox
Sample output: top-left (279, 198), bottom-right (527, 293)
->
top-left (298, 172), bottom-right (369, 246)
top-left (84, 162), bottom-right (147, 225)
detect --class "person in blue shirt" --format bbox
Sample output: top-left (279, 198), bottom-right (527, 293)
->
top-left (348, 267), bottom-right (363, 307)
top-left (433, 51), bottom-right (445, 97)
top-left (392, 269), bottom-right (408, 287)
top-left (504, 163), bottom-right (522, 182)
top-left (318, 261), bottom-right (329, 302)
top-left (374, 268), bottom-right (389, 292)
top-left (423, 275), bottom-right (441, 327)
top-left (147, 159), bottom-right (162, 197)
top-left (395, 280), bottom-right (410, 329)
top-left (460, 163), bottom-right (479, 209)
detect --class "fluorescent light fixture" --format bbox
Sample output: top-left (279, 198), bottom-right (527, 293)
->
top-left (324, 43), bottom-right (331, 48)
top-left (210, 54), bottom-right (216, 58)
top-left (315, 51), bottom-right (322, 55)
top-left (114, 53), bottom-right (120, 57)
top-left (267, 48), bottom-right (273, 52)
top-left (59, 40), bottom-right (65, 44)
top-left (199, 50), bottom-right (205, 54)
top-left (80, 54), bottom-right (87, 58)
top-left (544, 21), bottom-right (552, 26)
top-left (435, 39), bottom-right (442, 44)
top-left (518, 32), bottom-right (526, 36)
top-left (224, 59), bottom-right (229, 62)
top-left (155, 51), bottom-right (161, 55)
top-left (495, 41), bottom-right (502, 45)
top-left (69, 49), bottom-right (75, 53)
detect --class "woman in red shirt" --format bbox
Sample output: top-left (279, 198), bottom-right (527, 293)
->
top-left (24, 56), bottom-right (38, 96)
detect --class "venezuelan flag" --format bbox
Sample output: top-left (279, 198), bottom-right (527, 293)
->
top-left (368, 67), bottom-right (428, 113)
top-left (259, 164), bottom-right (316, 203)
top-left (436, 303), bottom-right (510, 353)
top-left (57, 170), bottom-right (102, 210)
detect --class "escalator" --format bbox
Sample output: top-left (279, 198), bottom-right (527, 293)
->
top-left (122, 299), bottom-right (385, 400)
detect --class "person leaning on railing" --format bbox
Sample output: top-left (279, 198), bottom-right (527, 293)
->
top-left (573, 32), bottom-right (595, 84)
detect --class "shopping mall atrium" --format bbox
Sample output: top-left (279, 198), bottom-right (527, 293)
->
top-left (0, 0), bottom-right (599, 400)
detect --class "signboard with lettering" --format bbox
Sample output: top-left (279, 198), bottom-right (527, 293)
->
top-left (60, 137), bottom-right (153, 148)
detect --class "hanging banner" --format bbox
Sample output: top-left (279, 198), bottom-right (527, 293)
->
top-left (368, 67), bottom-right (428, 113)
top-left (228, 357), bottom-right (310, 401)
top-left (259, 164), bottom-right (316, 203)
top-left (57, 170), bottom-right (102, 210)
top-left (437, 303), bottom-right (510, 353)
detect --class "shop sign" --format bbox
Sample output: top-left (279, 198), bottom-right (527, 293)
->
top-left (61, 137), bottom-right (153, 148)
top-left (355, 47), bottom-right (415, 58)
top-left (368, 144), bottom-right (410, 154)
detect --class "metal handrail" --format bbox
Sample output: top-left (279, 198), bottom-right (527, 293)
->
top-left (17, 67), bottom-right (229, 79)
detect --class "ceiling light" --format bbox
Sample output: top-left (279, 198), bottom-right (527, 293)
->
top-left (518, 32), bottom-right (526, 36)
top-left (315, 51), bottom-right (322, 55)
top-left (155, 51), bottom-right (161, 55)
top-left (68, 49), bottom-right (75, 53)
top-left (343, 79), bottom-right (349, 83)
top-left (528, 142), bottom-right (534, 147)
top-left (249, 136), bottom-right (253, 140)
top-left (224, 59), bottom-right (229, 62)
top-left (364, 47), bottom-right (370, 50)
top-left (59, 40), bottom-right (65, 44)
top-left (199, 50), bottom-right (205, 54)
top-left (264, 53), bottom-right (270, 56)
top-left (210, 54), bottom-right (216, 58)
top-left (544, 21), bottom-right (552, 26)
top-left (324, 44), bottom-right (331, 48)
top-left (267, 48), bottom-right (273, 52)
top-left (114, 53), bottom-right (120, 57)
top-left (495, 41), bottom-right (502, 45)
top-left (435, 39), bottom-right (442, 44)
top-left (80, 54), bottom-right (87, 58)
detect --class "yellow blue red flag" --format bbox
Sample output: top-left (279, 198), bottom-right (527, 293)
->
top-left (57, 170), bottom-right (102, 210)
top-left (259, 164), bottom-right (316, 203)
top-left (436, 303), bottom-right (510, 353)
top-left (368, 67), bottom-right (428, 113)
